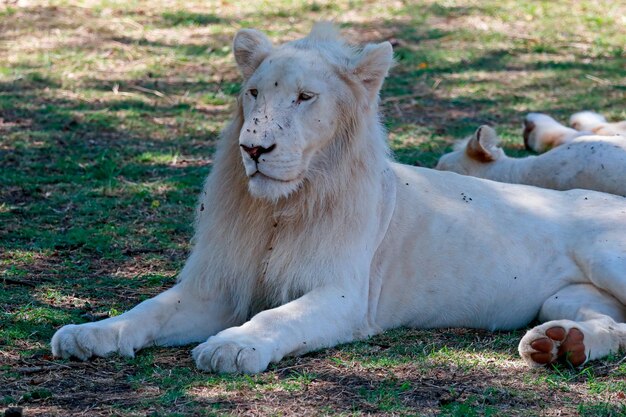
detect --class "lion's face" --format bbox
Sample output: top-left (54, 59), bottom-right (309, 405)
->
top-left (231, 25), bottom-right (393, 201)
top-left (238, 50), bottom-right (342, 200)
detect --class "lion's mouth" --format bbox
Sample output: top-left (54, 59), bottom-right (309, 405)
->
top-left (250, 170), bottom-right (301, 183)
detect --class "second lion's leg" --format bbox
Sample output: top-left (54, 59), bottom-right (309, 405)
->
top-left (519, 284), bottom-right (626, 367)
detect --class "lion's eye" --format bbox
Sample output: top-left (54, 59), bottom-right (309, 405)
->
top-left (298, 92), bottom-right (314, 101)
top-left (249, 89), bottom-right (258, 98)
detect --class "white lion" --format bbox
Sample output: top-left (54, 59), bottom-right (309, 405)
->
top-left (52, 24), bottom-right (626, 373)
top-left (522, 113), bottom-right (589, 153)
top-left (435, 125), bottom-right (626, 196)
top-left (570, 111), bottom-right (626, 136)
top-left (523, 112), bottom-right (626, 153)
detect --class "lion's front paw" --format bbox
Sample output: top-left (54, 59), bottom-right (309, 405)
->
top-left (192, 335), bottom-right (272, 374)
top-left (519, 323), bottom-right (586, 368)
top-left (51, 323), bottom-right (134, 360)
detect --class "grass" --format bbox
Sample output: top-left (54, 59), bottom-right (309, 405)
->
top-left (1, 0), bottom-right (625, 415)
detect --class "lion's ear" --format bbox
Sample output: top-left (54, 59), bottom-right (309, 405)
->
top-left (465, 125), bottom-right (500, 162)
top-left (353, 42), bottom-right (394, 99)
top-left (233, 29), bottom-right (273, 79)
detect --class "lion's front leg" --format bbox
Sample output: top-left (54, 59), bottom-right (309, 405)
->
top-left (192, 284), bottom-right (369, 374)
top-left (52, 282), bottom-right (235, 360)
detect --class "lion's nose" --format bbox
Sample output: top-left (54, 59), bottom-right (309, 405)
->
top-left (240, 144), bottom-right (276, 162)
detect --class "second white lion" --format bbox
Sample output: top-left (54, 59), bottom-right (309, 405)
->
top-left (436, 125), bottom-right (626, 196)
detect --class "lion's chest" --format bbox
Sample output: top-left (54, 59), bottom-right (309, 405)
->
top-left (245, 219), bottom-right (326, 316)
